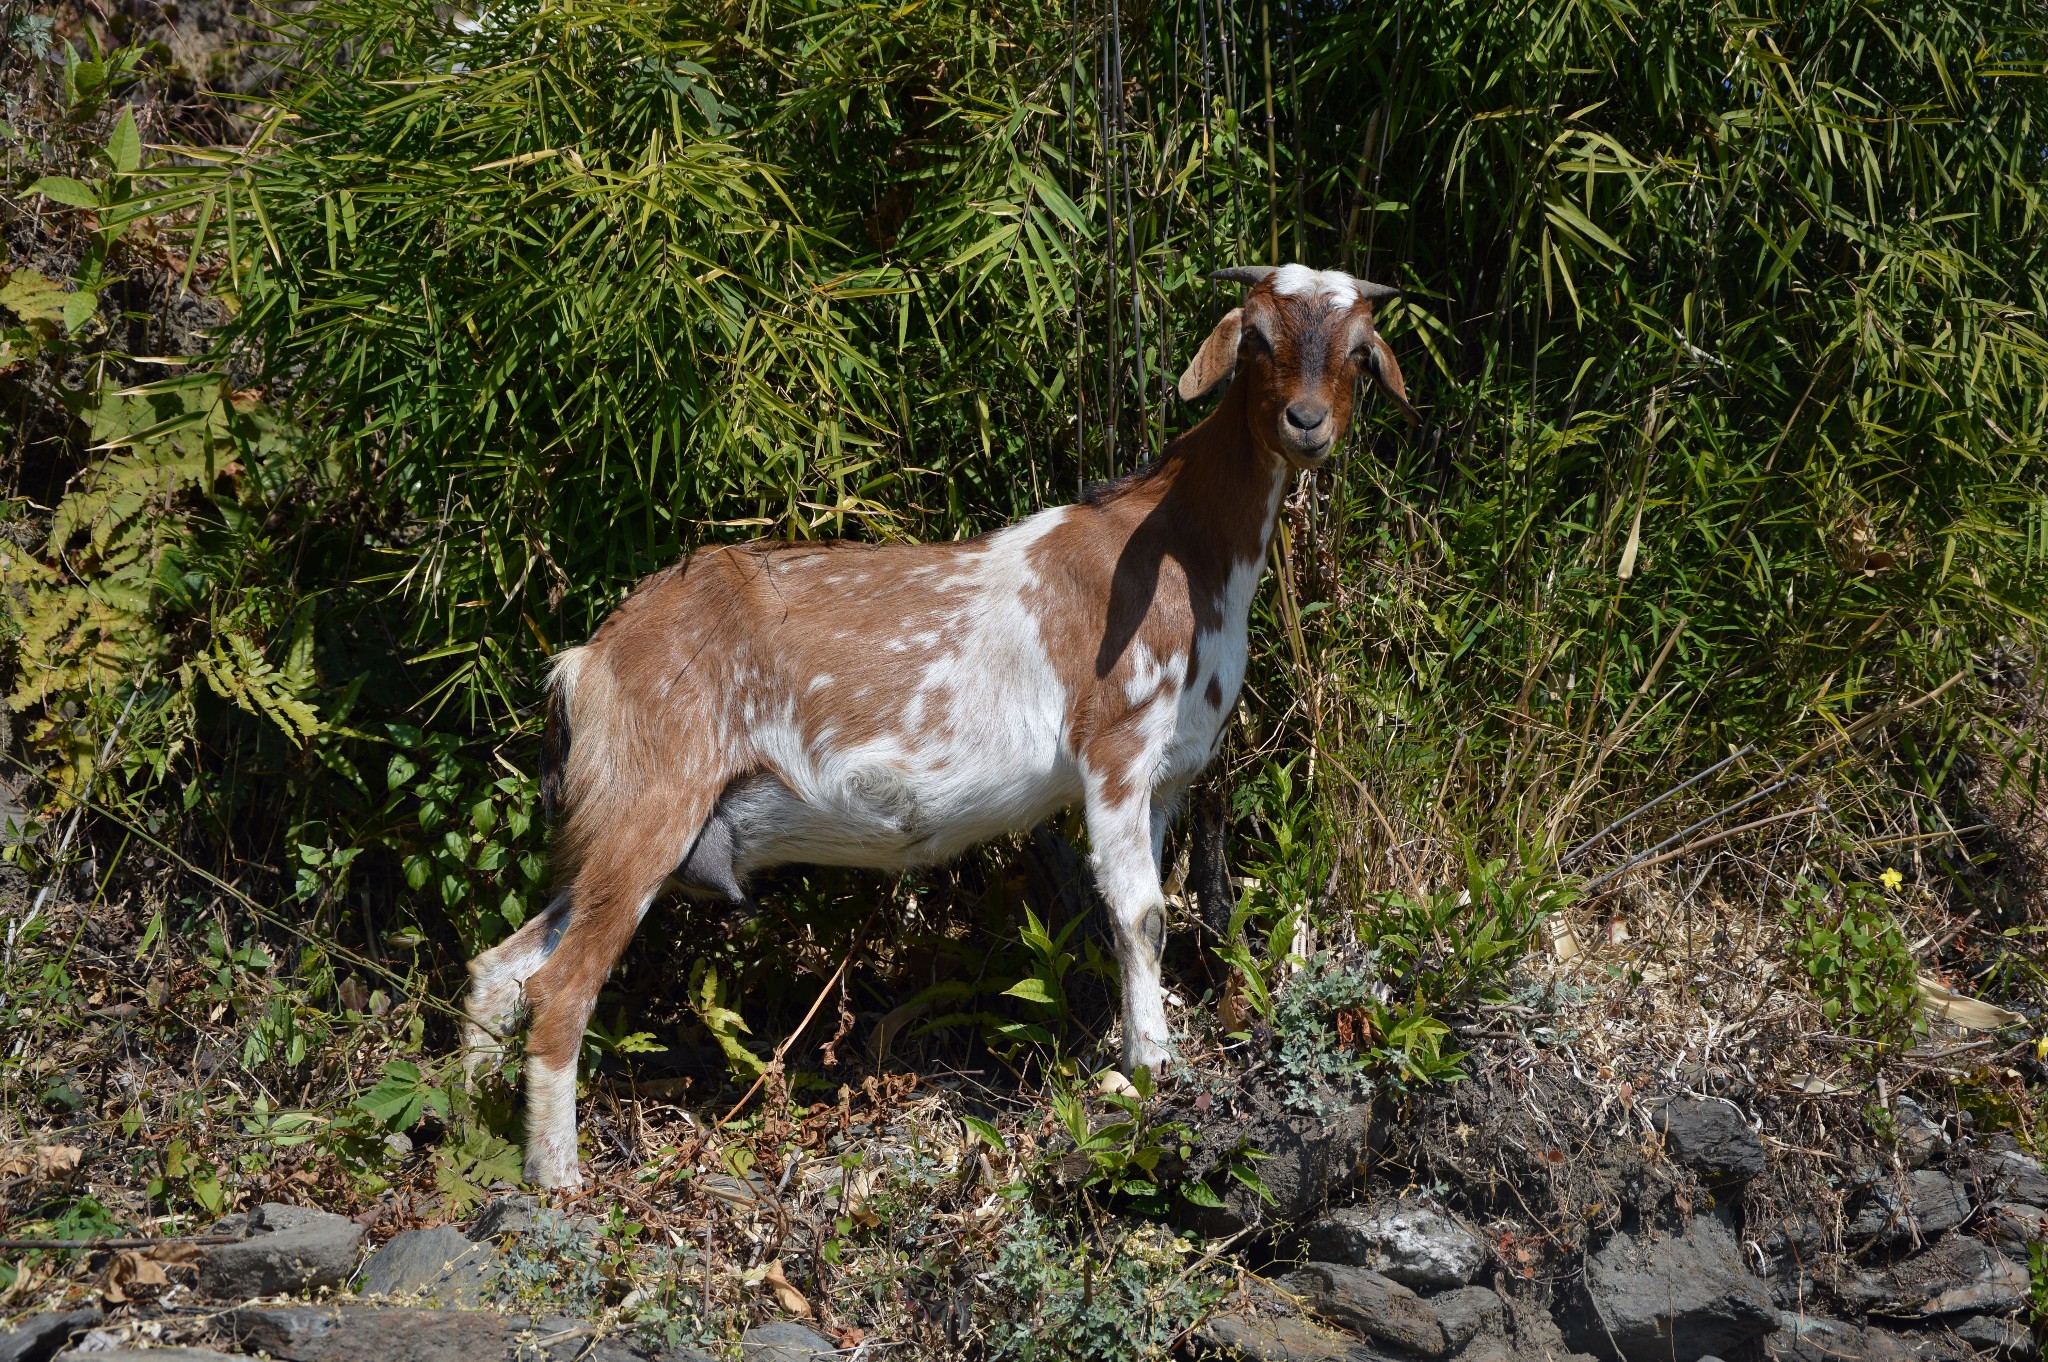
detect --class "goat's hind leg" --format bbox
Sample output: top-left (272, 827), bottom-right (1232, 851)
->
top-left (461, 891), bottom-right (573, 1083)
top-left (520, 795), bottom-right (711, 1188)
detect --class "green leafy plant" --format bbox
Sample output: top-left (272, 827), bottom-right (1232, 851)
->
top-left (688, 960), bottom-right (765, 1080)
top-left (994, 906), bottom-right (1084, 1050)
top-left (982, 1207), bottom-right (1226, 1362)
top-left (1791, 878), bottom-right (1927, 1046)
top-left (355, 1058), bottom-right (451, 1133)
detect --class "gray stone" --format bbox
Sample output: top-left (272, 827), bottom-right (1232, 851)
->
top-left (1838, 1235), bottom-right (2029, 1318)
top-left (199, 1203), bottom-right (364, 1298)
top-left (232, 1305), bottom-right (512, 1362)
top-left (1648, 1097), bottom-right (1766, 1185)
top-left (1844, 1170), bottom-right (1972, 1244)
top-left (1561, 1217), bottom-right (1776, 1362)
top-left (739, 1323), bottom-right (837, 1362)
top-left (1988, 1148), bottom-right (2048, 1208)
top-left (231, 1306), bottom-right (660, 1362)
top-left (252, 1202), bottom-right (351, 1233)
top-left (1765, 1313), bottom-right (1914, 1362)
top-left (1890, 1097), bottom-right (1948, 1169)
top-left (359, 1225), bottom-right (495, 1304)
top-left (1280, 1264), bottom-right (1446, 1358)
top-left (1983, 1201), bottom-right (2046, 1260)
top-left (1954, 1313), bottom-right (2037, 1358)
top-left (468, 1194), bottom-right (539, 1241)
top-left (1196, 1311), bottom-right (1390, 1362)
top-left (1300, 1205), bottom-right (1488, 1291)
top-left (0, 1310), bottom-right (101, 1362)
top-left (1428, 1287), bottom-right (1506, 1353)
top-left (521, 1316), bottom-right (656, 1362)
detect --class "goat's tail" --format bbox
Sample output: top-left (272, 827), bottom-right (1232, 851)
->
top-left (539, 646), bottom-right (588, 823)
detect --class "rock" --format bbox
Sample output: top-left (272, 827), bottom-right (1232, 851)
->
top-left (739, 1323), bottom-right (838, 1362)
top-left (199, 1202), bottom-right (364, 1298)
top-left (232, 1305), bottom-right (516, 1362)
top-left (1280, 1264), bottom-right (1446, 1358)
top-left (1753, 1212), bottom-right (1835, 1261)
top-left (1179, 1088), bottom-right (1373, 1234)
top-left (523, 1316), bottom-right (659, 1362)
top-left (359, 1225), bottom-right (496, 1304)
top-left (1428, 1286), bottom-right (1506, 1353)
top-left (1299, 1205), bottom-right (1488, 1291)
top-left (1560, 1217), bottom-right (1776, 1362)
top-left (1647, 1096), bottom-right (1766, 1185)
top-left (1983, 1201), bottom-right (2046, 1259)
top-left (1844, 1169), bottom-right (1973, 1244)
top-left (230, 1306), bottom-right (645, 1362)
top-left (0, 1310), bottom-right (102, 1362)
top-left (1954, 1313), bottom-right (2036, 1358)
top-left (1765, 1313), bottom-right (1915, 1362)
top-left (1838, 1234), bottom-right (2029, 1318)
top-left (468, 1194), bottom-right (539, 1241)
top-left (1890, 1097), bottom-right (1950, 1169)
top-left (252, 1203), bottom-right (350, 1233)
top-left (1988, 1148), bottom-right (2048, 1208)
top-left (1196, 1311), bottom-right (1389, 1362)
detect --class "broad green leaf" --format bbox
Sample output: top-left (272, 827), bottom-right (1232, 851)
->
top-left (106, 107), bottom-right (140, 174)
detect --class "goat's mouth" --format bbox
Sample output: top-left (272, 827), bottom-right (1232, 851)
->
top-left (1276, 433), bottom-right (1335, 468)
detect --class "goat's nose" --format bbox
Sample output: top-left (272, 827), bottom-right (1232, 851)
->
top-left (1285, 401), bottom-right (1329, 431)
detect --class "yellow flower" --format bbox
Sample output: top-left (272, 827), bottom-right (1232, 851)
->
top-left (1879, 868), bottom-right (1903, 891)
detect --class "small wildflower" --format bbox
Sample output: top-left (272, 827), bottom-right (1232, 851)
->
top-left (1879, 868), bottom-right (1904, 892)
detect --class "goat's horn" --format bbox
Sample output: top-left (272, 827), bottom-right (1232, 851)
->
top-left (1350, 277), bottom-right (1401, 302)
top-left (1210, 265), bottom-right (1278, 286)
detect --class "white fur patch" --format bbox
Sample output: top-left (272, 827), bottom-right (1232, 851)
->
top-left (732, 505), bottom-right (1080, 873)
top-left (1270, 264), bottom-right (1359, 308)
top-left (524, 1057), bottom-right (581, 1187)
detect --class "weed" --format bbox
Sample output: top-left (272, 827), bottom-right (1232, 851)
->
top-left (981, 1208), bottom-right (1225, 1362)
top-left (1790, 878), bottom-right (1926, 1048)
top-left (1266, 854), bottom-right (1566, 1113)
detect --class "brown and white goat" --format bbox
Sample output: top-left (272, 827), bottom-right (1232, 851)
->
top-left (463, 263), bottom-right (1415, 1187)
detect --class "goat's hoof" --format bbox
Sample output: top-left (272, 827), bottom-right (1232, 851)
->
top-left (1121, 1043), bottom-right (1176, 1083)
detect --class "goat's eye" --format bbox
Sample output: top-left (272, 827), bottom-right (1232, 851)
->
top-left (1244, 330), bottom-right (1271, 354)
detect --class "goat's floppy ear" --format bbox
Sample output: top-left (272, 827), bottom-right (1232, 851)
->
top-left (1362, 331), bottom-right (1421, 427)
top-left (1177, 307), bottom-right (1244, 403)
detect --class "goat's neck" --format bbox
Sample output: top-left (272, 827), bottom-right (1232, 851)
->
top-left (1141, 384), bottom-right (1290, 572)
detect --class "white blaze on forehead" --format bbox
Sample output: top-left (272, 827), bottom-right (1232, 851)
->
top-left (1270, 264), bottom-right (1359, 308)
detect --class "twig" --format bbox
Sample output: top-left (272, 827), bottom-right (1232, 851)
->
top-left (1562, 744), bottom-right (1754, 866)
top-left (1583, 804), bottom-right (1819, 897)
top-left (717, 903), bottom-right (884, 1130)
top-left (1320, 750), bottom-right (1425, 904)
top-left (1867, 824), bottom-right (1986, 851)
top-left (1583, 779), bottom-right (1807, 892)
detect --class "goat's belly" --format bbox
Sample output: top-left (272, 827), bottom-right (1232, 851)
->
top-left (725, 747), bottom-right (1083, 874)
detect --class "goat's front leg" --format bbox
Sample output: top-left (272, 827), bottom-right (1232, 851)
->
top-left (1084, 775), bottom-right (1176, 1076)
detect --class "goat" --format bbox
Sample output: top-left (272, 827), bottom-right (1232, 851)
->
top-left (463, 262), bottom-right (1416, 1187)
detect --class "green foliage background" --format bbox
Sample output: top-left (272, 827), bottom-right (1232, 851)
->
top-left (7, 0), bottom-right (2047, 1028)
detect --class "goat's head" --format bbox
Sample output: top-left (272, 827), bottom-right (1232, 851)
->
top-left (1176, 263), bottom-right (1417, 469)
